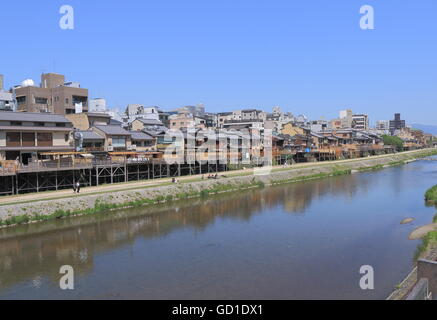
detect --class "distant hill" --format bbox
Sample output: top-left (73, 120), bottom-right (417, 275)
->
top-left (411, 124), bottom-right (437, 136)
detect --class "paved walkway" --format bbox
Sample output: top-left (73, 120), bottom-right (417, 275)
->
top-left (0, 149), bottom-right (427, 205)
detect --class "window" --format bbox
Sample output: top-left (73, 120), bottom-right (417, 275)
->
top-left (22, 132), bottom-right (35, 147)
top-left (35, 122), bottom-right (45, 127)
top-left (65, 98), bottom-right (69, 105)
top-left (56, 123), bottom-right (66, 127)
top-left (11, 121), bottom-right (22, 126)
top-left (35, 97), bottom-right (48, 104)
top-left (37, 132), bottom-right (53, 147)
top-left (72, 95), bottom-right (88, 107)
top-left (112, 136), bottom-right (126, 147)
top-left (6, 132), bottom-right (21, 147)
top-left (16, 96), bottom-right (26, 105)
top-left (65, 134), bottom-right (69, 142)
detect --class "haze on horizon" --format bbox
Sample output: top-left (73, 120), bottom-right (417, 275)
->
top-left (1, 0), bottom-right (436, 125)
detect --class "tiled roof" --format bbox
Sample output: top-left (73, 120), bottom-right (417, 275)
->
top-left (137, 118), bottom-right (164, 125)
top-left (0, 111), bottom-right (70, 123)
top-left (94, 125), bottom-right (130, 135)
top-left (77, 130), bottom-right (104, 140)
top-left (129, 131), bottom-right (155, 140)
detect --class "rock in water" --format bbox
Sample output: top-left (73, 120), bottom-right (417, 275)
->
top-left (409, 223), bottom-right (437, 240)
top-left (401, 218), bottom-right (414, 225)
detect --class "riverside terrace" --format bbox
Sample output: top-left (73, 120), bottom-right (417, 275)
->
top-left (0, 111), bottom-right (418, 196)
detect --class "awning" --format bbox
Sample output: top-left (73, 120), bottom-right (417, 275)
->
top-left (80, 154), bottom-right (95, 158)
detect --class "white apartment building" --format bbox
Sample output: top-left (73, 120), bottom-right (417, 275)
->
top-left (89, 98), bottom-right (107, 113)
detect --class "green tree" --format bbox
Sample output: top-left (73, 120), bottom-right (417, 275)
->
top-left (382, 135), bottom-right (404, 151)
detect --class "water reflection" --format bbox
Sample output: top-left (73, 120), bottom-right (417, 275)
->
top-left (0, 161), bottom-right (435, 299)
top-left (0, 174), bottom-right (371, 293)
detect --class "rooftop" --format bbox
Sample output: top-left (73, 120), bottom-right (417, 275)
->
top-left (93, 125), bottom-right (130, 136)
top-left (130, 131), bottom-right (155, 140)
top-left (0, 111), bottom-right (70, 123)
top-left (77, 130), bottom-right (104, 140)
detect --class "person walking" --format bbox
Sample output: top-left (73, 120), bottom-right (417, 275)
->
top-left (75, 181), bottom-right (81, 194)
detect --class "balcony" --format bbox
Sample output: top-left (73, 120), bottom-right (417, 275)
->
top-left (83, 147), bottom-right (105, 152)
top-left (17, 158), bottom-right (93, 173)
top-left (0, 161), bottom-right (18, 176)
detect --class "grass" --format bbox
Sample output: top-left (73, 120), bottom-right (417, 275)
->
top-left (271, 168), bottom-right (352, 186)
top-left (0, 178), bottom-right (266, 228)
top-left (425, 185), bottom-right (437, 203)
top-left (414, 231), bottom-right (437, 261)
top-left (358, 164), bottom-right (384, 172)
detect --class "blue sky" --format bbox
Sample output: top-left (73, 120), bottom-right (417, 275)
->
top-left (1, 0), bottom-right (436, 124)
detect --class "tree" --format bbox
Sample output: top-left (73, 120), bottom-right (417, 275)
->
top-left (382, 135), bottom-right (404, 151)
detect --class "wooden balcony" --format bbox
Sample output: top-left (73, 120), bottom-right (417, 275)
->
top-left (0, 161), bottom-right (18, 176)
top-left (17, 158), bottom-right (93, 173)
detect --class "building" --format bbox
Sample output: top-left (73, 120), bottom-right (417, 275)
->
top-left (310, 120), bottom-right (329, 133)
top-left (92, 125), bottom-right (132, 152)
top-left (232, 109), bottom-right (267, 122)
top-left (216, 112), bottom-right (233, 128)
top-left (158, 110), bottom-right (171, 128)
top-left (125, 105), bottom-right (160, 120)
top-left (265, 108), bottom-right (295, 133)
top-left (390, 113), bottom-right (406, 134)
top-left (75, 130), bottom-right (105, 152)
top-left (175, 104), bottom-right (205, 117)
top-left (131, 118), bottom-right (167, 132)
top-left (0, 91), bottom-right (14, 112)
top-left (222, 120), bottom-right (264, 131)
top-left (14, 73), bottom-right (89, 114)
top-left (66, 112), bottom-right (111, 130)
top-left (0, 112), bottom-right (74, 164)
top-left (89, 98), bottom-right (107, 113)
top-left (376, 120), bottom-right (390, 135)
top-left (352, 114), bottom-right (369, 131)
top-left (376, 120), bottom-right (389, 131)
top-left (281, 122), bottom-right (311, 137)
top-left (129, 131), bottom-right (156, 151)
top-left (169, 113), bottom-right (196, 130)
top-left (339, 109), bottom-right (353, 128)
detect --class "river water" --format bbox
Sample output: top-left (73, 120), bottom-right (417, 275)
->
top-left (0, 158), bottom-right (436, 300)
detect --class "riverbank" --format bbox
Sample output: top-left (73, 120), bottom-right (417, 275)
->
top-left (387, 195), bottom-right (437, 300)
top-left (1, 148), bottom-right (437, 229)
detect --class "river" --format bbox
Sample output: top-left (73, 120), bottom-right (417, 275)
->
top-left (0, 158), bottom-right (436, 300)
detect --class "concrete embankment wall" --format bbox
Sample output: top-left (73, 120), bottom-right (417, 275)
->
top-left (0, 149), bottom-right (435, 225)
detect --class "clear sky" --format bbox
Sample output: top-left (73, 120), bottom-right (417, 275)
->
top-left (1, 0), bottom-right (436, 124)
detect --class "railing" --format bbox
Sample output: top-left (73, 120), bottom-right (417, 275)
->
top-left (83, 147), bottom-right (105, 152)
top-left (0, 161), bottom-right (18, 176)
top-left (18, 159), bottom-right (93, 172)
top-left (93, 158), bottom-right (154, 166)
top-left (406, 278), bottom-right (432, 300)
